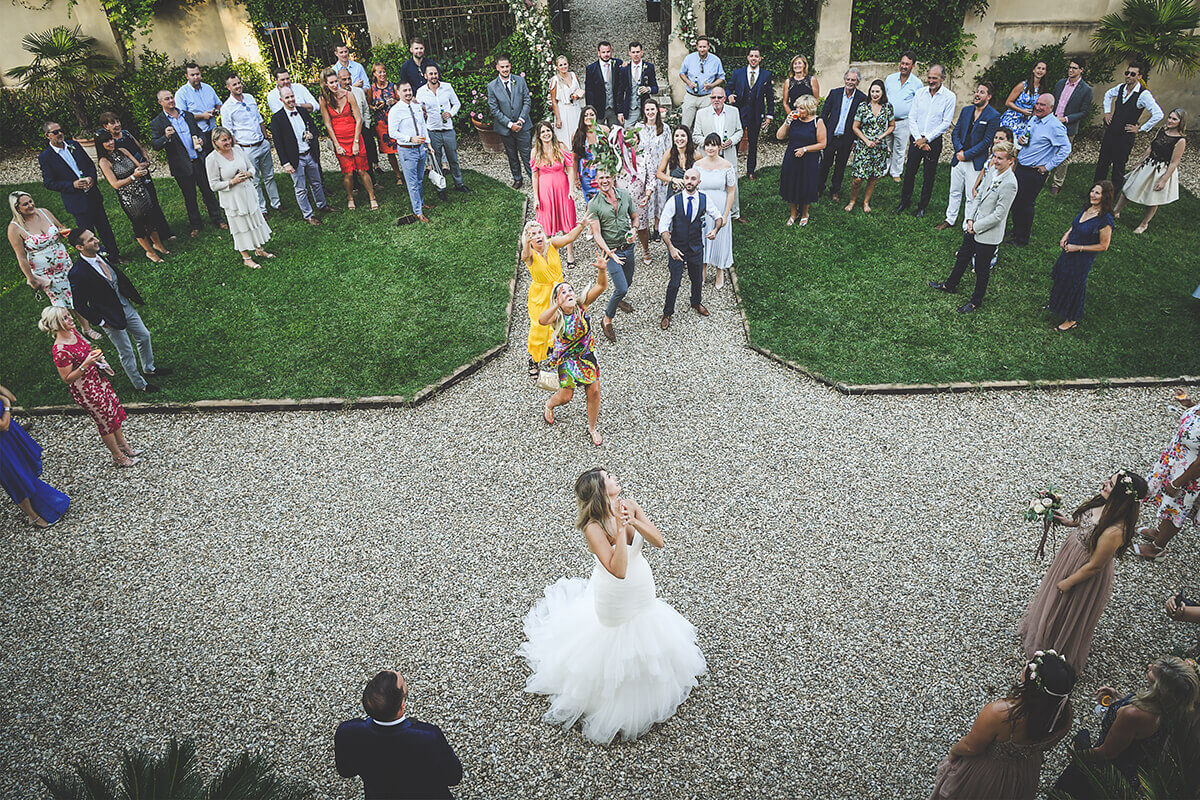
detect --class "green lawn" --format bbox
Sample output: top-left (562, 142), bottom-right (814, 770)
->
top-left (1, 168), bottom-right (523, 406)
top-left (734, 163), bottom-right (1200, 385)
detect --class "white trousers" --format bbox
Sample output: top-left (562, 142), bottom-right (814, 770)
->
top-left (945, 161), bottom-right (980, 225)
top-left (681, 93), bottom-right (709, 128)
top-left (888, 117), bottom-right (910, 178)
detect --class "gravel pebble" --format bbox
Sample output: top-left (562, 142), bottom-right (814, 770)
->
top-left (0, 105), bottom-right (1197, 800)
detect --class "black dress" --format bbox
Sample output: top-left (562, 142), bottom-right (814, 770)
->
top-left (786, 76), bottom-right (814, 111)
top-left (108, 150), bottom-right (160, 239)
top-left (1052, 694), bottom-right (1169, 798)
top-left (779, 119), bottom-right (819, 205)
top-left (1048, 209), bottom-right (1113, 321)
top-left (116, 134), bottom-right (171, 238)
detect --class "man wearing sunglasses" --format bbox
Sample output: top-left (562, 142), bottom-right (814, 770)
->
top-left (1095, 62), bottom-right (1163, 194)
top-left (38, 121), bottom-right (123, 262)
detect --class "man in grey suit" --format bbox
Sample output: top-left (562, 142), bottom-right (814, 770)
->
top-left (1049, 57), bottom-right (1094, 194)
top-left (928, 141), bottom-right (1018, 313)
top-left (691, 87), bottom-right (744, 220)
top-left (487, 54), bottom-right (533, 188)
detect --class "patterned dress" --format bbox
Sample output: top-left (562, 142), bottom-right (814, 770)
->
top-left (370, 82), bottom-right (399, 154)
top-left (52, 334), bottom-right (127, 436)
top-left (1146, 404), bottom-right (1200, 529)
top-left (628, 122), bottom-right (672, 229)
top-left (999, 81), bottom-right (1039, 141)
top-left (577, 136), bottom-right (600, 201)
top-left (851, 102), bottom-right (894, 179)
top-left (11, 210), bottom-right (74, 308)
top-left (108, 150), bottom-right (158, 238)
top-left (552, 308), bottom-right (598, 387)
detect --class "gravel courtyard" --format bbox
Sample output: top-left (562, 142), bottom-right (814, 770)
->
top-left (1, 252), bottom-right (1195, 798)
top-left (2, 131), bottom-right (1198, 798)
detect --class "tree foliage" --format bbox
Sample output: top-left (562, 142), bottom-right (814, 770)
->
top-left (850, 0), bottom-right (989, 71)
top-left (705, 0), bottom-right (823, 71)
top-left (1091, 0), bottom-right (1200, 76)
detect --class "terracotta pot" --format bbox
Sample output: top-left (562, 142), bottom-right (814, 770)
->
top-left (477, 127), bottom-right (505, 154)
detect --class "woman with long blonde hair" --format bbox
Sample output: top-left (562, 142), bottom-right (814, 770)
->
top-left (520, 217), bottom-right (587, 381)
top-left (782, 54), bottom-right (819, 116)
top-left (319, 67), bottom-right (377, 210)
top-left (531, 120), bottom-right (580, 267)
top-left (518, 467), bottom-right (706, 744)
top-left (549, 55), bottom-right (584, 147)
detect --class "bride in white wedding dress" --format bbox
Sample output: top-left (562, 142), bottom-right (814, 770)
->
top-left (519, 468), bottom-right (707, 744)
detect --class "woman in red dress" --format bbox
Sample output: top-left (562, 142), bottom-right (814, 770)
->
top-left (369, 63), bottom-right (404, 186)
top-left (38, 307), bottom-right (140, 467)
top-left (319, 67), bottom-right (378, 211)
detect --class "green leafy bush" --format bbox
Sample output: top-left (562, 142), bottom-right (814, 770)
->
top-left (850, 0), bottom-right (986, 70)
top-left (706, 0), bottom-right (823, 75)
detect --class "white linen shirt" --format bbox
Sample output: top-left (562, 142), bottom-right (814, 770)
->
top-left (415, 82), bottom-right (461, 132)
top-left (220, 93), bottom-right (265, 145)
top-left (284, 109), bottom-right (310, 153)
top-left (908, 84), bottom-right (956, 143)
top-left (388, 99), bottom-right (429, 145)
top-left (266, 84), bottom-right (318, 114)
top-left (1102, 84), bottom-right (1164, 132)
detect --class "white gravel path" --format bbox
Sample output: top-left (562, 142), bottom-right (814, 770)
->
top-left (0, 138), bottom-right (1197, 799)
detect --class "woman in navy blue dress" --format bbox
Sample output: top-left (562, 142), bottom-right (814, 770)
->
top-left (0, 385), bottom-right (69, 528)
top-left (1048, 181), bottom-right (1114, 332)
top-left (777, 94), bottom-right (826, 226)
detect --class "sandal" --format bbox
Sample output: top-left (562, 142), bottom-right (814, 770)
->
top-left (543, 402), bottom-right (555, 425)
top-left (83, 328), bottom-right (104, 341)
top-left (242, 257), bottom-right (262, 269)
top-left (844, 202), bottom-right (855, 212)
top-left (799, 217), bottom-right (809, 227)
top-left (863, 203), bottom-right (872, 214)
top-left (566, 260), bottom-right (576, 269)
top-left (1133, 224), bottom-right (1147, 234)
top-left (347, 200), bottom-right (356, 210)
top-left (1137, 526), bottom-right (1158, 541)
top-left (786, 217), bottom-right (795, 227)
top-left (27, 515), bottom-right (50, 529)
top-left (256, 250), bottom-right (276, 259)
top-left (527, 358), bottom-right (539, 381)
top-left (588, 427), bottom-right (603, 446)
top-left (1132, 541), bottom-right (1166, 560)
top-left (643, 255), bottom-right (652, 265)
top-left (112, 455), bottom-right (140, 468)
top-left (122, 446), bottom-right (144, 457)
top-left (370, 199), bottom-right (380, 211)
top-left (146, 252), bottom-right (165, 264)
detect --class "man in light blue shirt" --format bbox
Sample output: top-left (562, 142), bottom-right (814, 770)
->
top-left (220, 74), bottom-right (282, 215)
top-left (883, 50), bottom-right (923, 179)
top-left (679, 36), bottom-right (724, 128)
top-left (332, 44), bottom-right (369, 89)
top-left (175, 62), bottom-right (222, 139)
top-left (1010, 94), bottom-right (1071, 245)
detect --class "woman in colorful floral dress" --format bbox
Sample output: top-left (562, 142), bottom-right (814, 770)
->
top-left (1135, 402), bottom-right (1200, 559)
top-left (369, 64), bottom-right (404, 186)
top-left (630, 98), bottom-right (672, 265)
top-left (572, 106), bottom-right (603, 202)
top-left (845, 80), bottom-right (894, 213)
top-left (7, 191), bottom-right (101, 340)
top-left (998, 62), bottom-right (1048, 142)
top-left (39, 307), bottom-right (141, 468)
top-left (538, 256), bottom-right (608, 446)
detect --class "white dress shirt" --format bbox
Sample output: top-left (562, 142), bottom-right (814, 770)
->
top-left (51, 143), bottom-right (82, 177)
top-left (285, 109), bottom-right (310, 153)
top-left (220, 93), bottom-right (265, 145)
top-left (1102, 84), bottom-right (1164, 132)
top-left (416, 82), bottom-right (461, 132)
top-left (388, 99), bottom-right (429, 145)
top-left (266, 84), bottom-right (318, 114)
top-left (834, 89), bottom-right (856, 136)
top-left (908, 84), bottom-right (956, 142)
top-left (658, 189), bottom-right (719, 234)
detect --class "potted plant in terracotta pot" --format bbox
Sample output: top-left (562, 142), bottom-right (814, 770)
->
top-left (461, 79), bottom-right (506, 154)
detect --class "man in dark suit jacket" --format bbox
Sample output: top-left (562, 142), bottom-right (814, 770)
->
top-left (270, 87), bottom-right (330, 225)
top-left (487, 55), bottom-right (533, 188)
top-left (936, 81), bottom-right (1000, 230)
top-left (38, 120), bottom-right (121, 261)
top-left (67, 228), bottom-right (171, 392)
top-left (335, 670), bottom-right (463, 800)
top-left (618, 41), bottom-right (658, 128)
top-left (585, 40), bottom-right (626, 126)
top-left (1049, 57), bottom-right (1094, 194)
top-left (726, 47), bottom-right (774, 178)
top-left (148, 90), bottom-right (223, 237)
top-left (818, 69), bottom-right (868, 200)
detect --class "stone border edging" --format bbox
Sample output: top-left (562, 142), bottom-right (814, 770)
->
top-left (17, 198), bottom-right (529, 418)
top-left (727, 270), bottom-right (1199, 395)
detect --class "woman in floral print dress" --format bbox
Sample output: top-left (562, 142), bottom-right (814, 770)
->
top-left (1135, 402), bottom-right (1200, 559)
top-left (39, 307), bottom-right (142, 468)
top-left (629, 99), bottom-right (672, 265)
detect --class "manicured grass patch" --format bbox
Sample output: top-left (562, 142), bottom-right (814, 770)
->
top-left (735, 165), bottom-right (1200, 385)
top-left (1, 169), bottom-right (522, 405)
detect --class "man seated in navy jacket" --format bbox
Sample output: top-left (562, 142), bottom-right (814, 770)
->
top-left (335, 670), bottom-right (463, 800)
top-left (936, 81), bottom-right (999, 230)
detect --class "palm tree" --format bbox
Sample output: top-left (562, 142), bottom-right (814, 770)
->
top-left (5, 25), bottom-right (120, 134)
top-left (1091, 0), bottom-right (1200, 77)
top-left (41, 737), bottom-right (314, 800)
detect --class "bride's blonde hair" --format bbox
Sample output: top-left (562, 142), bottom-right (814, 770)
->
top-left (575, 467), bottom-right (615, 536)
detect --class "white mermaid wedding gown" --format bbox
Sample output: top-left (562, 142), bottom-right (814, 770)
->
top-left (519, 532), bottom-right (707, 744)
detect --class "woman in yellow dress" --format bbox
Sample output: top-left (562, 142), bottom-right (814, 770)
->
top-left (521, 218), bottom-right (588, 380)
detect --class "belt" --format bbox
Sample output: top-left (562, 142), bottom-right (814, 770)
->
top-left (238, 140), bottom-right (263, 148)
top-left (1015, 162), bottom-right (1041, 171)
top-left (398, 143), bottom-right (422, 148)
top-left (688, 90), bottom-right (708, 97)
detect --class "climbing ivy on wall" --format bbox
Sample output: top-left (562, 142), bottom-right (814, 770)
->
top-left (850, 0), bottom-right (989, 71)
top-left (705, 0), bottom-right (824, 67)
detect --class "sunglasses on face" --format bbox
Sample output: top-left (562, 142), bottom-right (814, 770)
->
top-left (1125, 70), bottom-right (1140, 77)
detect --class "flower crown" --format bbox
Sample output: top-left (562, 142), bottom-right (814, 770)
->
top-left (1028, 649), bottom-right (1070, 695)
top-left (1114, 470), bottom-right (1141, 498)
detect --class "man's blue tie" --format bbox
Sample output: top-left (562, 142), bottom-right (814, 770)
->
top-left (686, 195), bottom-right (693, 220)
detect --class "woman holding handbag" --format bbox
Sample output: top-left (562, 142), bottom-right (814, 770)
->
top-left (538, 253), bottom-right (607, 447)
top-left (521, 218), bottom-right (589, 382)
